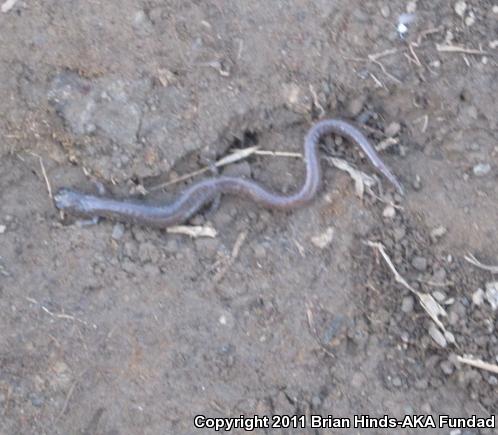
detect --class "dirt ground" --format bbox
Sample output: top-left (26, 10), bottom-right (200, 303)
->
top-left (1, 0), bottom-right (497, 434)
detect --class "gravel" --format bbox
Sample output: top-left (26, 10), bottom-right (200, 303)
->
top-left (411, 256), bottom-right (428, 272)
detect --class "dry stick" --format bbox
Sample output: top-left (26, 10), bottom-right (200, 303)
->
top-left (369, 59), bottom-right (402, 84)
top-left (309, 84), bottom-right (325, 117)
top-left (149, 146), bottom-right (260, 192)
top-left (364, 241), bottom-right (453, 341)
top-left (408, 43), bottom-right (422, 67)
top-left (457, 356), bottom-right (498, 375)
top-left (29, 152), bottom-right (53, 199)
top-left (464, 254), bottom-right (498, 274)
top-left (55, 378), bottom-right (79, 423)
top-left (212, 231), bottom-right (248, 285)
top-left (306, 302), bottom-right (336, 358)
top-left (435, 44), bottom-right (489, 55)
top-left (166, 225), bottom-right (217, 238)
top-left (253, 150), bottom-right (302, 158)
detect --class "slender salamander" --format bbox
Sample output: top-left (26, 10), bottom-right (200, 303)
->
top-left (54, 119), bottom-right (404, 228)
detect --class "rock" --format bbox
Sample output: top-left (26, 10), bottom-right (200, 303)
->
top-left (385, 122), bottom-right (401, 137)
top-left (311, 227), bottom-right (335, 249)
top-left (406, 1), bottom-right (417, 13)
top-left (464, 11), bottom-right (475, 26)
top-left (391, 376), bottom-right (402, 387)
top-left (485, 282), bottom-right (498, 310)
top-left (94, 101), bottom-right (141, 145)
top-left (448, 301), bottom-right (466, 326)
top-left (412, 174), bottom-right (422, 191)
top-left (472, 163), bottom-right (491, 176)
top-left (401, 295), bottom-right (415, 313)
top-left (411, 256), bottom-right (427, 272)
top-left (432, 291), bottom-right (446, 303)
top-left (432, 268), bottom-right (447, 282)
top-left (346, 95), bottom-right (367, 117)
top-left (382, 205), bottom-right (396, 219)
top-left (430, 226), bottom-right (447, 242)
top-left (111, 223), bottom-right (125, 240)
top-left (0, 224), bottom-right (5, 234)
top-left (472, 288), bottom-right (485, 306)
top-left (440, 360), bottom-right (454, 375)
top-left (454, 1), bottom-right (466, 17)
top-left (30, 393), bottom-right (44, 408)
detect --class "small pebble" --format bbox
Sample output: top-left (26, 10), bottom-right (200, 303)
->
top-left (472, 288), bottom-right (484, 306)
top-left (385, 121), bottom-right (401, 137)
top-left (412, 174), bottom-right (422, 190)
top-left (430, 225), bottom-right (447, 241)
top-left (392, 376), bottom-right (402, 387)
top-left (311, 227), bottom-right (335, 249)
top-left (454, 0), bottom-right (467, 17)
top-left (485, 282), bottom-right (498, 310)
top-left (380, 5), bottom-right (390, 18)
top-left (440, 360), bottom-right (454, 375)
top-left (493, 5), bottom-right (498, 14)
top-left (411, 256), bottom-right (427, 272)
top-left (432, 290), bottom-right (446, 303)
top-left (406, 1), bottom-right (417, 13)
top-left (464, 10), bottom-right (475, 26)
top-left (112, 223), bottom-right (125, 240)
top-left (347, 95), bottom-right (367, 117)
top-left (0, 224), bottom-right (5, 234)
top-left (401, 295), bottom-right (414, 313)
top-left (472, 163), bottom-right (491, 176)
top-left (488, 376), bottom-right (498, 386)
top-left (382, 205), bottom-right (396, 219)
top-left (30, 393), bottom-right (44, 408)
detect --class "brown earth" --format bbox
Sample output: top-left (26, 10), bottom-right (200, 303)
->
top-left (0, 0), bottom-right (497, 434)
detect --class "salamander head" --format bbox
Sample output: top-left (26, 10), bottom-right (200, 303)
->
top-left (54, 188), bottom-right (87, 213)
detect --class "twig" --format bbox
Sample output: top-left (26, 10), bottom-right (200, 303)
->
top-left (369, 59), bottom-right (402, 84)
top-left (325, 156), bottom-right (376, 198)
top-left (166, 225), bottom-right (217, 238)
top-left (415, 26), bottom-right (444, 45)
top-left (408, 43), bottom-right (422, 67)
top-left (457, 355), bottom-right (498, 375)
top-left (436, 44), bottom-right (488, 55)
top-left (55, 379), bottom-right (79, 423)
top-left (29, 152), bottom-right (53, 199)
top-left (365, 241), bottom-right (454, 343)
top-left (212, 231), bottom-right (248, 285)
top-left (464, 254), bottom-right (498, 274)
top-left (368, 48), bottom-right (400, 62)
top-left (149, 146), bottom-right (260, 192)
top-left (369, 72), bottom-right (384, 88)
top-left (26, 296), bottom-right (88, 326)
top-left (309, 84), bottom-right (325, 118)
top-left (306, 302), bottom-right (335, 358)
top-left (413, 114), bottom-right (429, 133)
top-left (253, 150), bottom-right (302, 158)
